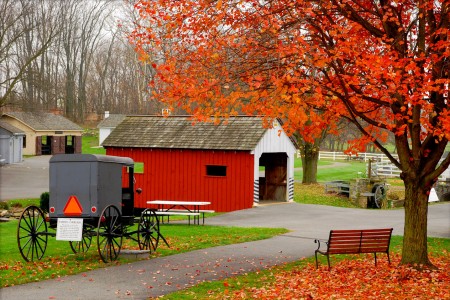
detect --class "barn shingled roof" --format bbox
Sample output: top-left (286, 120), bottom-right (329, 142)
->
top-left (102, 116), bottom-right (269, 151)
top-left (2, 112), bottom-right (82, 131)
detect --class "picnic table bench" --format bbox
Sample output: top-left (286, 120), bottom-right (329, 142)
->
top-left (314, 228), bottom-right (393, 269)
top-left (147, 200), bottom-right (213, 225)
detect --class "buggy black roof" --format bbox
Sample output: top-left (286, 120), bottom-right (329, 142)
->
top-left (50, 154), bottom-right (134, 166)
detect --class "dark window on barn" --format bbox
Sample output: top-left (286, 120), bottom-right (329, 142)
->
top-left (23, 136), bottom-right (26, 148)
top-left (206, 165), bottom-right (227, 177)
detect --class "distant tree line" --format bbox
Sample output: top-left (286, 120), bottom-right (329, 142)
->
top-left (0, 0), bottom-right (165, 123)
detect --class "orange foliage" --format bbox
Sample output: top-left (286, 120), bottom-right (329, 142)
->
top-left (130, 1), bottom-right (449, 156)
top-left (129, 1), bottom-right (449, 265)
top-left (222, 253), bottom-right (450, 299)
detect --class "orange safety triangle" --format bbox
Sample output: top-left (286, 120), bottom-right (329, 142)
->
top-left (63, 195), bottom-right (83, 216)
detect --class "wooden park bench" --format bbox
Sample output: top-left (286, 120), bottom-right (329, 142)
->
top-left (147, 200), bottom-right (212, 225)
top-left (314, 228), bottom-right (393, 269)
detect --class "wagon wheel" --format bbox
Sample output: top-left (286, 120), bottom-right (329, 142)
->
top-left (70, 223), bottom-right (94, 254)
top-left (138, 209), bottom-right (160, 252)
top-left (371, 184), bottom-right (386, 208)
top-left (17, 206), bottom-right (48, 262)
top-left (97, 205), bottom-right (122, 263)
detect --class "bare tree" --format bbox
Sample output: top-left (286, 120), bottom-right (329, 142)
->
top-left (0, 0), bottom-right (60, 108)
top-left (1, 0), bottom-right (163, 120)
top-left (55, 0), bottom-right (114, 121)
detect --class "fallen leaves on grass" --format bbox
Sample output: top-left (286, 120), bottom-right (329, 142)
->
top-left (224, 253), bottom-right (449, 299)
top-left (0, 255), bottom-right (109, 287)
top-left (294, 184), bottom-right (358, 208)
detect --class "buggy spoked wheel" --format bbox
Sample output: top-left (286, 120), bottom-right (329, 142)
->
top-left (17, 206), bottom-right (48, 262)
top-left (97, 205), bottom-right (122, 262)
top-left (371, 184), bottom-right (386, 208)
top-left (70, 224), bottom-right (94, 254)
top-left (138, 209), bottom-right (160, 252)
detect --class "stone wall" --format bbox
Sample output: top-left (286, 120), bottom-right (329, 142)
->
top-left (349, 178), bottom-right (388, 208)
top-left (435, 180), bottom-right (450, 201)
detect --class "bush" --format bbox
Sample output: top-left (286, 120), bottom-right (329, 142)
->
top-left (40, 192), bottom-right (49, 212)
top-left (0, 201), bottom-right (9, 210)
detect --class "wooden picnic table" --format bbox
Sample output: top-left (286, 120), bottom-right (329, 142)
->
top-left (147, 200), bottom-right (212, 225)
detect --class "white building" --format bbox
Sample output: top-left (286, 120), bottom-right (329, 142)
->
top-left (97, 112), bottom-right (125, 146)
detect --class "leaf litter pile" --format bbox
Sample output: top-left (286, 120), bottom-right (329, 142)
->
top-left (217, 253), bottom-right (449, 299)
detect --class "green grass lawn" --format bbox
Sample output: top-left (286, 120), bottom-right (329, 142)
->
top-left (294, 159), bottom-right (367, 182)
top-left (81, 132), bottom-right (105, 155)
top-left (0, 220), bottom-right (287, 287)
top-left (294, 183), bottom-right (359, 208)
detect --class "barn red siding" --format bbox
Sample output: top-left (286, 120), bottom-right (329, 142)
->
top-left (106, 148), bottom-right (254, 212)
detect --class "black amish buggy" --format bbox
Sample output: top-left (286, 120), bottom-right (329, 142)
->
top-left (17, 154), bottom-right (166, 263)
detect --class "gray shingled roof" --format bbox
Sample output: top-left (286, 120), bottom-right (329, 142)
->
top-left (2, 112), bottom-right (83, 131)
top-left (0, 121), bottom-right (25, 134)
top-left (102, 116), bottom-right (268, 150)
top-left (97, 114), bottom-right (126, 128)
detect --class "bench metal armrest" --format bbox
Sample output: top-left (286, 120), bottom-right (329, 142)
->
top-left (314, 239), bottom-right (328, 251)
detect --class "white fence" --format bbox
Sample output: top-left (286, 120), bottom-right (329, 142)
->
top-left (318, 151), bottom-right (450, 180)
top-left (318, 151), bottom-right (397, 163)
top-left (370, 161), bottom-right (402, 178)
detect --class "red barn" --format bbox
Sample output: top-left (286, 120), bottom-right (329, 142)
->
top-left (102, 116), bottom-right (297, 212)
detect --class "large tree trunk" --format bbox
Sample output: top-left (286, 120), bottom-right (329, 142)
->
top-left (401, 179), bottom-right (432, 266)
top-left (301, 142), bottom-right (319, 184)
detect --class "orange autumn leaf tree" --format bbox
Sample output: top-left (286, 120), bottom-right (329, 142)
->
top-left (130, 1), bottom-right (450, 267)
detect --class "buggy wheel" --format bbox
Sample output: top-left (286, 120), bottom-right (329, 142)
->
top-left (371, 184), bottom-right (386, 208)
top-left (17, 206), bottom-right (48, 262)
top-left (138, 209), bottom-right (160, 252)
top-left (97, 205), bottom-right (122, 263)
top-left (70, 224), bottom-right (94, 254)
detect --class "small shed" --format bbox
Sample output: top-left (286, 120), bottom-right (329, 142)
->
top-left (0, 121), bottom-right (25, 164)
top-left (0, 112), bottom-right (83, 156)
top-left (97, 112), bottom-right (125, 146)
top-left (102, 116), bottom-right (297, 212)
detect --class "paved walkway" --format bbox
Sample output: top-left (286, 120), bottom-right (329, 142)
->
top-left (0, 155), bottom-right (50, 201)
top-left (1, 201), bottom-right (449, 300)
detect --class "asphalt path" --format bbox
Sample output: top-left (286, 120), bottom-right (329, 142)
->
top-left (0, 156), bottom-right (449, 299)
top-left (0, 155), bottom-right (50, 201)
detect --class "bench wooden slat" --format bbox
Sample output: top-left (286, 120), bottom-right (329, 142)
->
top-left (315, 228), bottom-right (393, 269)
top-left (155, 209), bottom-right (214, 225)
top-left (198, 210), bottom-right (215, 213)
top-left (158, 209), bottom-right (215, 214)
top-left (154, 211), bottom-right (200, 216)
top-left (154, 211), bottom-right (200, 225)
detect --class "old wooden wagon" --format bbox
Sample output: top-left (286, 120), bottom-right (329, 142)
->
top-left (17, 154), bottom-right (165, 263)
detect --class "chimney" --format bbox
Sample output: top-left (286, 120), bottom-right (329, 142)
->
top-left (104, 111), bottom-right (110, 119)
